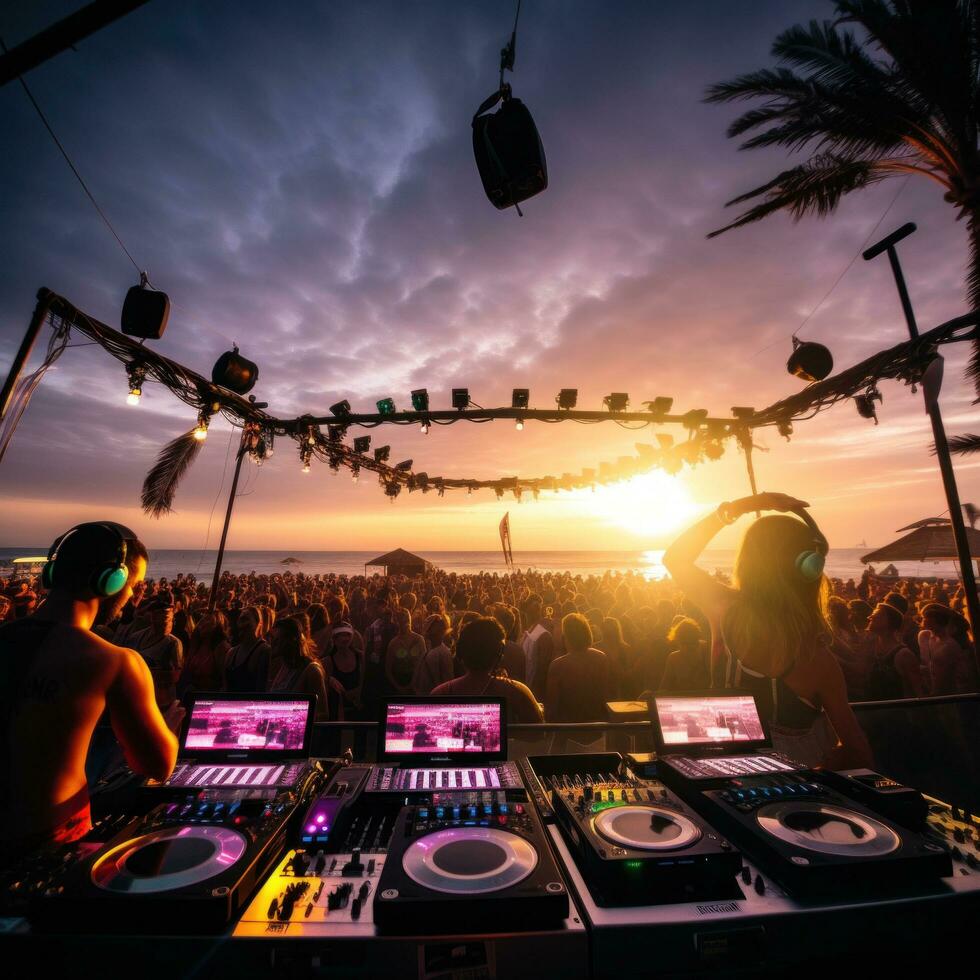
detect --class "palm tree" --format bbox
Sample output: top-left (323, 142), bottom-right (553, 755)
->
top-left (705, 0), bottom-right (980, 449)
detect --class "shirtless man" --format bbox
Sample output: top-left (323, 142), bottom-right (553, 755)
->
top-left (0, 522), bottom-right (179, 860)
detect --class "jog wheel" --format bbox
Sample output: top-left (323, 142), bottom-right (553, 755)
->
top-left (756, 802), bottom-right (901, 857)
top-left (593, 805), bottom-right (702, 850)
top-left (401, 826), bottom-right (538, 894)
top-left (91, 825), bottom-right (247, 893)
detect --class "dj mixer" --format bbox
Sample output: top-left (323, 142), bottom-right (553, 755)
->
top-left (3, 693), bottom-right (980, 978)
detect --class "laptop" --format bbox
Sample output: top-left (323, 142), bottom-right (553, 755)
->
top-left (155, 692), bottom-right (316, 790)
top-left (647, 691), bottom-right (801, 785)
top-left (367, 697), bottom-right (521, 792)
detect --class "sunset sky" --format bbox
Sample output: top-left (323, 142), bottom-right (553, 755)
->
top-left (1, 0), bottom-right (977, 555)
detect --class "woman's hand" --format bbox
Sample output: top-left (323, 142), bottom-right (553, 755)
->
top-left (731, 492), bottom-right (809, 518)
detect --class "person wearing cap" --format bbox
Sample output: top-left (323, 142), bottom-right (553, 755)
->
top-left (0, 522), bottom-right (180, 862)
top-left (129, 591), bottom-right (184, 709)
top-left (324, 621), bottom-right (363, 720)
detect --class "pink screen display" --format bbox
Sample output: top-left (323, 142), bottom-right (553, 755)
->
top-left (384, 702), bottom-right (501, 754)
top-left (185, 699), bottom-right (310, 752)
top-left (655, 695), bottom-right (765, 745)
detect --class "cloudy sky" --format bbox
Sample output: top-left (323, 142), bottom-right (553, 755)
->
top-left (0, 0), bottom-right (977, 555)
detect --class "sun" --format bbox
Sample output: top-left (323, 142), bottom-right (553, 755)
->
top-left (564, 470), bottom-right (701, 539)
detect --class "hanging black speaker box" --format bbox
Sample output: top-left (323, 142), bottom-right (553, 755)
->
top-left (211, 347), bottom-right (259, 395)
top-left (121, 285), bottom-right (170, 339)
top-left (473, 96), bottom-right (547, 210)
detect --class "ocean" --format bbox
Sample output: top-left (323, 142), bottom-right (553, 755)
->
top-left (0, 547), bottom-right (965, 582)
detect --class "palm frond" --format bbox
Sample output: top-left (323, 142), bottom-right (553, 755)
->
top-left (947, 433), bottom-right (980, 456)
top-left (141, 428), bottom-right (205, 518)
top-left (707, 155), bottom-right (881, 238)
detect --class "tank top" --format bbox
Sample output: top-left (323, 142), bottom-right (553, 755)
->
top-left (225, 638), bottom-right (269, 693)
top-left (326, 654), bottom-right (361, 719)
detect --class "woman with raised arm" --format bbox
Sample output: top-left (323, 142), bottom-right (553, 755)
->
top-left (663, 492), bottom-right (872, 770)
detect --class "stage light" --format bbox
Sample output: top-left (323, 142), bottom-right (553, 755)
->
top-left (376, 398), bottom-right (396, 416)
top-left (681, 409), bottom-right (708, 431)
top-left (327, 425), bottom-right (343, 442)
top-left (374, 445), bottom-right (391, 463)
top-left (787, 338), bottom-right (833, 383)
top-left (512, 388), bottom-right (529, 409)
top-left (420, 420), bottom-right (430, 435)
top-left (211, 346), bottom-right (258, 395)
top-left (395, 459), bottom-right (413, 471)
top-left (330, 400), bottom-right (351, 417)
top-left (656, 434), bottom-right (674, 450)
top-left (556, 388), bottom-right (577, 409)
top-left (515, 418), bottom-right (524, 431)
top-left (643, 397), bottom-right (673, 417)
top-left (353, 435), bottom-right (371, 453)
top-left (121, 280), bottom-right (170, 339)
top-left (411, 388), bottom-right (429, 412)
top-left (604, 392), bottom-right (629, 412)
top-left (452, 388), bottom-right (470, 410)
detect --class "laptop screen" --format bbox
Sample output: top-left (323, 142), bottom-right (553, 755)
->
top-left (380, 698), bottom-right (506, 763)
top-left (649, 692), bottom-right (770, 753)
top-left (182, 694), bottom-right (315, 760)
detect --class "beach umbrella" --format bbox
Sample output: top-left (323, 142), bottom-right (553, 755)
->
top-left (861, 518), bottom-right (980, 564)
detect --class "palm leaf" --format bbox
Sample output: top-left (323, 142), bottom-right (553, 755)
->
top-left (141, 428), bottom-right (204, 517)
top-left (947, 433), bottom-right (980, 456)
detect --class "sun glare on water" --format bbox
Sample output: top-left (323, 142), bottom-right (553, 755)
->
top-left (564, 470), bottom-right (701, 538)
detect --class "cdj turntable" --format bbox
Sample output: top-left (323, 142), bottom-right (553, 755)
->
top-left (14, 760), bottom-right (340, 933)
top-left (374, 789), bottom-right (568, 932)
top-left (649, 691), bottom-right (952, 897)
top-left (527, 752), bottom-right (741, 906)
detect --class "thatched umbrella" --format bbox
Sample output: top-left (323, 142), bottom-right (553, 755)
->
top-left (861, 518), bottom-right (980, 569)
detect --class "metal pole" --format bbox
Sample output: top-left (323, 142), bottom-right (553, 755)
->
top-left (207, 430), bottom-right (250, 611)
top-left (864, 226), bottom-right (980, 663)
top-left (0, 1), bottom-right (151, 88)
top-left (0, 288), bottom-right (54, 423)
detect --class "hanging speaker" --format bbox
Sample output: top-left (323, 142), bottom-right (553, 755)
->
top-left (473, 92), bottom-right (547, 211)
top-left (121, 284), bottom-right (170, 340)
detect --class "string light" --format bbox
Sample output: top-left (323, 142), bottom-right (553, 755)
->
top-left (515, 418), bottom-right (524, 431)
top-left (125, 361), bottom-right (147, 406)
top-left (420, 420), bottom-right (429, 435)
top-left (193, 410), bottom-right (210, 441)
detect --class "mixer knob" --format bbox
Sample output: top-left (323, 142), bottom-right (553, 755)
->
top-left (741, 866), bottom-right (752, 885)
top-left (754, 875), bottom-right (766, 895)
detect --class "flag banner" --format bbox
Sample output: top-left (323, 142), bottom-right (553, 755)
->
top-left (499, 511), bottom-right (513, 567)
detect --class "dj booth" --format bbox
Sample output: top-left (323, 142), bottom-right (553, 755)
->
top-left (2, 692), bottom-right (979, 978)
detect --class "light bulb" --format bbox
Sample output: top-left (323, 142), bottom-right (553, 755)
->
top-left (193, 423), bottom-right (208, 441)
top-left (302, 463), bottom-right (311, 474)
top-left (127, 389), bottom-right (142, 406)
top-left (515, 419), bottom-right (524, 431)
top-left (352, 471), bottom-right (359, 484)
top-left (420, 422), bottom-right (429, 435)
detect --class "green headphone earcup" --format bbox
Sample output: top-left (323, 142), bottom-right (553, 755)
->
top-left (796, 551), bottom-right (825, 582)
top-left (42, 561), bottom-right (56, 588)
top-left (97, 565), bottom-right (129, 597)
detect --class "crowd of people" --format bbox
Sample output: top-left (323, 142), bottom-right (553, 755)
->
top-left (3, 501), bottom-right (978, 854)
top-left (3, 528), bottom-right (975, 727)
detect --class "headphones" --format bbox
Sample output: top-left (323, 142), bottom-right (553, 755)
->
top-left (42, 522), bottom-right (137, 597)
top-left (792, 509), bottom-right (829, 583)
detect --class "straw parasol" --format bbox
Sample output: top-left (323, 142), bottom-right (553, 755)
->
top-left (861, 518), bottom-right (980, 564)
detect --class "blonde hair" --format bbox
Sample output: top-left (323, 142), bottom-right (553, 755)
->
top-left (723, 515), bottom-right (829, 677)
